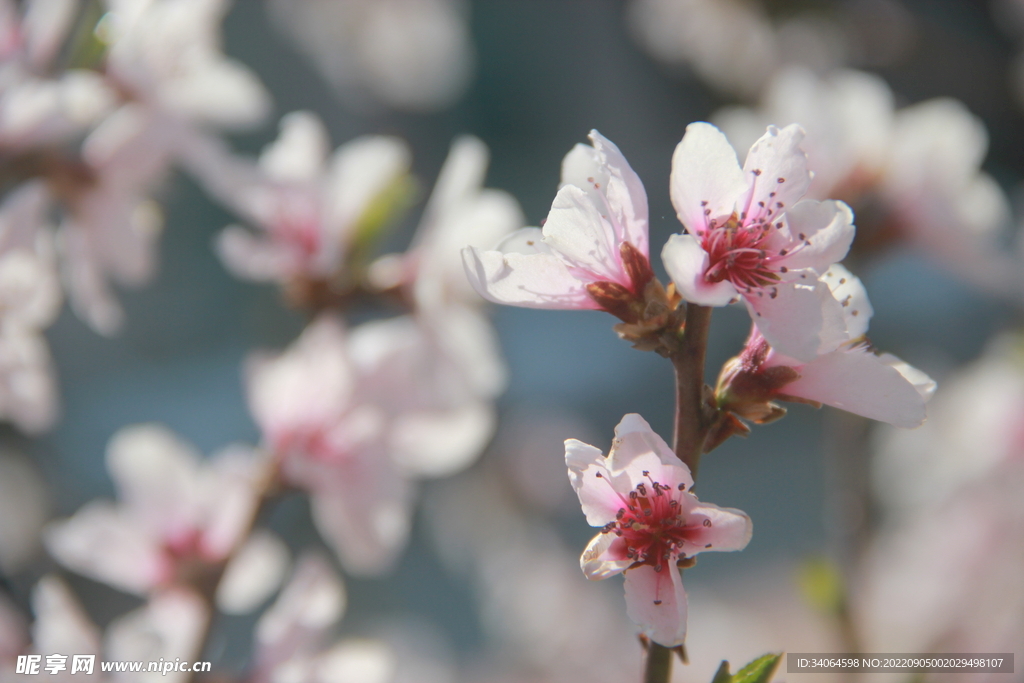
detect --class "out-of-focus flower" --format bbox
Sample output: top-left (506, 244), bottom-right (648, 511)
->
top-left (627, 0), bottom-right (914, 100)
top-left (247, 315), bottom-right (412, 575)
top-left (254, 554), bottom-right (347, 680)
top-left (463, 130), bottom-right (656, 318)
top-left (663, 122), bottom-right (854, 361)
top-left (0, 182), bottom-right (61, 433)
top-left (627, 0), bottom-right (779, 99)
top-left (427, 468), bottom-right (637, 683)
top-left (566, 414), bottom-right (752, 646)
top-left (200, 111), bottom-right (411, 295)
top-left (249, 312), bottom-right (499, 575)
top-left (371, 135), bottom-right (523, 315)
top-left (0, 0), bottom-right (115, 152)
top-left (713, 68), bottom-right (1015, 297)
top-left (861, 343), bottom-right (1024, 668)
top-left (100, 0), bottom-right (270, 130)
top-left (715, 265), bottom-right (935, 429)
top-left (266, 0), bottom-right (474, 112)
top-left (253, 554), bottom-right (444, 683)
top-left (104, 588), bottom-right (208, 683)
top-left (45, 424), bottom-right (284, 611)
top-left (5, 576), bottom-right (209, 683)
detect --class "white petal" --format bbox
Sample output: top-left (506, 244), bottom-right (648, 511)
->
top-left (783, 347), bottom-right (931, 427)
top-left (259, 111), bottom-right (330, 182)
top-left (105, 424), bottom-right (202, 535)
top-left (565, 438), bottom-right (622, 526)
top-left (777, 199), bottom-right (855, 272)
top-left (105, 589), bottom-right (208, 682)
top-left (326, 135), bottom-right (411, 238)
top-left (623, 565), bottom-right (688, 647)
top-left (421, 135), bottom-right (488, 231)
top-left (542, 185), bottom-right (626, 284)
top-left (310, 462), bottom-right (414, 577)
top-left (661, 233), bottom-right (738, 306)
top-left (881, 353), bottom-right (937, 402)
top-left (257, 553), bottom-right (346, 661)
top-left (461, 245), bottom-right (596, 309)
top-left (580, 533), bottom-right (632, 580)
top-left (740, 124), bottom-right (811, 216)
top-left (44, 503), bottom-right (164, 595)
top-left (680, 503), bottom-right (753, 555)
top-left (820, 264), bottom-right (872, 339)
top-left (215, 530), bottom-right (290, 615)
top-left (214, 225), bottom-right (295, 282)
top-left (670, 122), bottom-right (746, 237)
top-left (744, 277), bottom-right (847, 361)
top-left (389, 402), bottom-right (495, 478)
top-left (586, 130), bottom-right (650, 254)
top-left (609, 414), bottom-right (692, 493)
top-left (30, 575), bottom-right (100, 656)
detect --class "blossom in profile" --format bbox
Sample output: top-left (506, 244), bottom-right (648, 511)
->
top-left (463, 130), bottom-right (656, 318)
top-left (715, 265), bottom-right (935, 429)
top-left (565, 414), bottom-right (752, 646)
top-left (663, 122), bottom-right (854, 361)
top-left (44, 424), bottom-right (285, 610)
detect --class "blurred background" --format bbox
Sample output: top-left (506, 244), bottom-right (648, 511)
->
top-left (2, 0), bottom-right (1024, 681)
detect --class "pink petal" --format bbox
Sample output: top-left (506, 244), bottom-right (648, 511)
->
top-left (661, 233), bottom-right (739, 306)
top-left (258, 111), bottom-right (330, 182)
top-left (670, 122), bottom-right (747, 237)
top-left (776, 199), bottom-right (855, 273)
top-left (308, 455), bottom-right (414, 577)
top-left (821, 264), bottom-right (872, 339)
top-left (542, 185), bottom-right (626, 284)
top-left (587, 130), bottom-right (649, 256)
top-left (565, 438), bottom-right (623, 526)
top-left (44, 502), bottom-right (165, 595)
top-left (623, 564), bottom-right (688, 647)
top-left (680, 502), bottom-right (753, 555)
top-left (581, 533), bottom-right (632, 580)
top-left (389, 401), bottom-right (495, 477)
top-left (744, 277), bottom-right (847, 361)
top-left (609, 414), bottom-right (693, 493)
top-left (461, 242), bottom-right (597, 310)
top-left (784, 347), bottom-right (931, 427)
top-left (741, 124), bottom-right (811, 217)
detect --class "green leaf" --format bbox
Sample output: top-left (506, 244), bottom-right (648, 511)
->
top-left (732, 653), bottom-right (782, 683)
top-left (710, 660), bottom-right (732, 683)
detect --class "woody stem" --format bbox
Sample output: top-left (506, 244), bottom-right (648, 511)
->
top-left (642, 304), bottom-right (714, 683)
top-left (671, 304), bottom-right (713, 477)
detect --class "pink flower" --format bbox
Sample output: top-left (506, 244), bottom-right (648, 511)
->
top-left (717, 265), bottom-right (935, 428)
top-left (202, 111), bottom-right (411, 286)
top-left (663, 122), bottom-right (854, 361)
top-left (565, 414), bottom-right (752, 646)
top-left (462, 130), bottom-right (653, 313)
top-left (44, 424), bottom-right (282, 607)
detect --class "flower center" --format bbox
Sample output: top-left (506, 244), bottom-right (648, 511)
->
top-left (602, 472), bottom-right (703, 572)
top-left (701, 214), bottom-right (780, 291)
